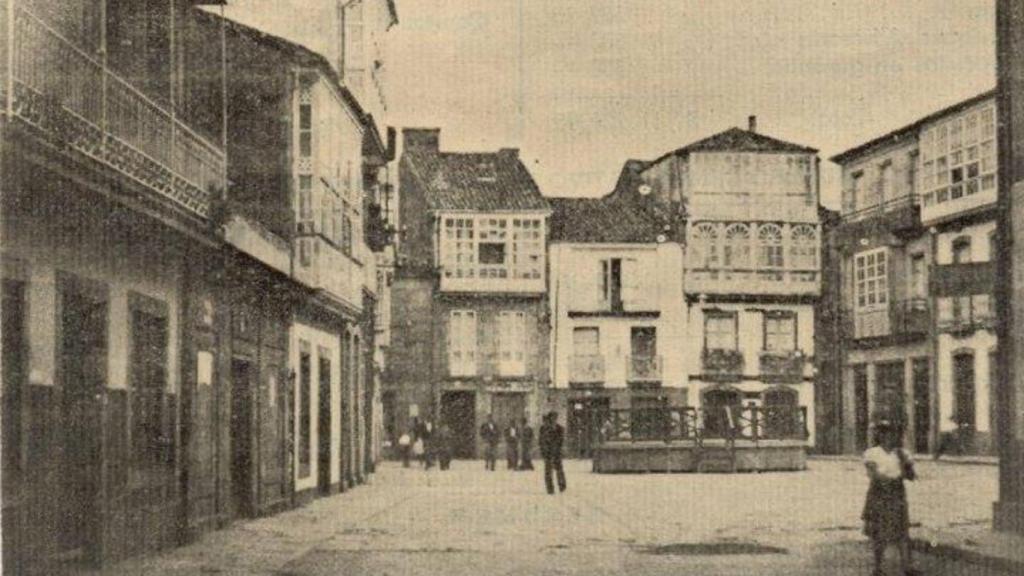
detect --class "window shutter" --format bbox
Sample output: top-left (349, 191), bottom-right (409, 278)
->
top-left (621, 258), bottom-right (640, 309)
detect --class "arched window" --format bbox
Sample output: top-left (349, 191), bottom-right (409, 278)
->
top-left (691, 223), bottom-right (719, 269)
top-left (724, 224), bottom-right (751, 269)
top-left (790, 225), bottom-right (818, 270)
top-left (758, 223), bottom-right (784, 269)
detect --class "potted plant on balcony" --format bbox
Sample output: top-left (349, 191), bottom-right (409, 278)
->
top-left (702, 348), bottom-right (744, 380)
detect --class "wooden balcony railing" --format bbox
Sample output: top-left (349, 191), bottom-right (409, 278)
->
top-left (626, 355), bottom-right (662, 383)
top-left (702, 348), bottom-right (744, 380)
top-left (4, 6), bottom-right (224, 220)
top-left (759, 350), bottom-right (806, 382)
top-left (570, 354), bottom-right (605, 384)
top-left (600, 405), bottom-right (808, 444)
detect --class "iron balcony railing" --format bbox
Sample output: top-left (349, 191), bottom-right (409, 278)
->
top-left (570, 354), bottom-right (605, 384)
top-left (702, 348), bottom-right (745, 379)
top-left (840, 193), bottom-right (919, 224)
top-left (937, 295), bottom-right (996, 333)
top-left (758, 350), bottom-right (806, 381)
top-left (599, 405), bottom-right (809, 444)
top-left (4, 5), bottom-right (225, 219)
top-left (626, 355), bottom-right (662, 382)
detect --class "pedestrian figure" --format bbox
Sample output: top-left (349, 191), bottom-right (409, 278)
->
top-left (505, 420), bottom-right (520, 470)
top-left (539, 411), bottom-right (566, 494)
top-left (480, 414), bottom-right (499, 471)
top-left (519, 417), bottom-right (534, 470)
top-left (436, 422), bottom-right (453, 471)
top-left (398, 431), bottom-right (412, 468)
top-left (862, 418), bottom-right (919, 576)
top-left (419, 419), bottom-right (435, 469)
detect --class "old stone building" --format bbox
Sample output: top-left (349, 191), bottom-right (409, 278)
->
top-left (389, 129), bottom-right (551, 458)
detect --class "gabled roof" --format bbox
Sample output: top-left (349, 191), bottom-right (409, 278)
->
top-left (651, 127), bottom-right (817, 166)
top-left (830, 89), bottom-right (997, 164)
top-left (548, 195), bottom-right (662, 244)
top-left (403, 151), bottom-right (549, 212)
top-left (609, 159), bottom-right (650, 200)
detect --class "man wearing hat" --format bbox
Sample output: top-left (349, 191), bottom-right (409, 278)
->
top-left (539, 411), bottom-right (566, 494)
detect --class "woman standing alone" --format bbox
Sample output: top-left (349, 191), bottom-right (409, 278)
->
top-left (862, 418), bottom-right (920, 576)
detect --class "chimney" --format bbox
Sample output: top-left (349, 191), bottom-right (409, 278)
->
top-left (402, 128), bottom-right (440, 153)
top-left (498, 147), bottom-right (519, 159)
top-left (748, 115), bottom-right (758, 133)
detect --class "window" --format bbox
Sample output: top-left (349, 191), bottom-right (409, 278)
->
top-left (448, 310), bottom-right (477, 376)
top-left (909, 254), bottom-right (927, 299)
top-left (920, 104), bottom-right (997, 207)
top-left (498, 311), bottom-right (526, 376)
top-left (724, 224), bottom-right (751, 269)
top-left (704, 311), bottom-right (738, 351)
top-left (854, 249), bottom-right (888, 309)
top-left (758, 223), bottom-right (784, 269)
top-left (298, 344), bottom-right (312, 477)
top-left (845, 172), bottom-right (863, 213)
top-left (952, 236), bottom-right (972, 264)
top-left (479, 242), bottom-right (506, 265)
top-left (298, 176), bottom-right (313, 229)
top-left (879, 162), bottom-right (893, 204)
top-left (511, 218), bottom-right (543, 279)
top-left (572, 327), bottom-right (600, 357)
top-left (790, 225), bottom-right (818, 270)
top-left (763, 312), bottom-right (796, 352)
top-left (298, 100), bottom-right (312, 158)
top-left (130, 296), bottom-right (170, 469)
top-left (691, 222), bottom-right (719, 269)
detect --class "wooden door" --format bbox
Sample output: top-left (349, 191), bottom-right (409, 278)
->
top-left (230, 359), bottom-right (254, 518)
top-left (912, 359), bottom-right (931, 453)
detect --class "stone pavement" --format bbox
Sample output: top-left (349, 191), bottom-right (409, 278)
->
top-left (85, 459), bottom-right (1016, 576)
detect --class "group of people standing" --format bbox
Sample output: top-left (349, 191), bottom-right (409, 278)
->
top-left (397, 417), bottom-right (453, 471)
top-left (480, 411), bottom-right (566, 495)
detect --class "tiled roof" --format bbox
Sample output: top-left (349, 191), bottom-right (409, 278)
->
top-left (548, 195), bottom-right (662, 244)
top-left (830, 89), bottom-right (996, 164)
top-left (653, 127), bottom-right (817, 165)
top-left (403, 152), bottom-right (549, 212)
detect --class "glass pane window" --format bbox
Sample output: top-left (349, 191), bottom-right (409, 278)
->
top-left (854, 248), bottom-right (888, 310)
top-left (705, 312), bottom-right (737, 351)
top-left (448, 310), bottom-right (477, 376)
top-left (764, 313), bottom-right (796, 352)
top-left (920, 104), bottom-right (997, 205)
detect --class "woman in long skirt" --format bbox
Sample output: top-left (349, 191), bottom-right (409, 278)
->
top-left (862, 419), bottom-right (919, 576)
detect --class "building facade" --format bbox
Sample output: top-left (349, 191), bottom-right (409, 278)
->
top-left (633, 121), bottom-right (823, 446)
top-left (547, 195), bottom-right (687, 457)
top-left (828, 91), bottom-right (999, 456)
top-left (389, 129), bottom-right (551, 457)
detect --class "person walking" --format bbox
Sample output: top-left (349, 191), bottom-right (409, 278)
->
top-left (519, 417), bottom-right (534, 470)
top-left (480, 414), bottom-right (499, 471)
top-left (421, 419), bottom-right (435, 469)
top-left (436, 422), bottom-right (453, 471)
top-left (539, 411), bottom-right (566, 494)
top-left (397, 430), bottom-right (412, 468)
top-left (862, 418), bottom-right (919, 576)
top-left (504, 420), bottom-right (520, 470)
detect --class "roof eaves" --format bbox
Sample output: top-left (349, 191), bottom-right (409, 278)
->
top-left (830, 88), bottom-right (997, 164)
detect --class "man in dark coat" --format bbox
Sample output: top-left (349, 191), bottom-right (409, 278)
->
top-left (539, 411), bottom-right (566, 494)
top-left (519, 417), bottom-right (534, 470)
top-left (436, 422), bottom-right (453, 471)
top-left (480, 414), bottom-right (499, 471)
top-left (504, 420), bottom-right (520, 470)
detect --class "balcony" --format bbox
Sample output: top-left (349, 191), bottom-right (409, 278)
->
top-left (758, 350), bottom-right (806, 382)
top-left (845, 299), bottom-right (930, 342)
top-left (364, 198), bottom-right (394, 252)
top-left (841, 194), bottom-right (919, 225)
top-left (570, 354), bottom-right (605, 386)
top-left (626, 355), bottom-right (662, 385)
top-left (937, 295), bottom-right (995, 335)
top-left (686, 268), bottom-right (819, 297)
top-left (701, 348), bottom-right (744, 381)
top-left (4, 6), bottom-right (224, 221)
top-left (929, 262), bottom-right (996, 298)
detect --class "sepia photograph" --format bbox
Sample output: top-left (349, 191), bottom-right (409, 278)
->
top-left (1, 0), bottom-right (1024, 574)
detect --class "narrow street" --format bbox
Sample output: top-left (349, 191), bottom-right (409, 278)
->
top-left (91, 460), bottom-right (1007, 576)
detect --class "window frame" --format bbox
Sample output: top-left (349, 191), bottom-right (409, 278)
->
top-left (763, 310), bottom-right (797, 353)
top-left (854, 247), bottom-right (889, 311)
top-left (704, 310), bottom-right (739, 352)
top-left (448, 310), bottom-right (478, 376)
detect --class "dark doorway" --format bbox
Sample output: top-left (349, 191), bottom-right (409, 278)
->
top-left (441, 390), bottom-right (476, 458)
top-left (382, 390), bottom-right (398, 446)
top-left (989, 350), bottom-right (998, 455)
top-left (762, 386), bottom-right (800, 439)
top-left (876, 361), bottom-right (906, 422)
top-left (953, 352), bottom-right (977, 442)
top-left (491, 393), bottom-right (526, 436)
top-left (2, 279), bottom-right (26, 570)
top-left (58, 278), bottom-right (107, 560)
top-left (318, 353), bottom-right (333, 494)
top-left (912, 358), bottom-right (931, 453)
top-left (702, 388), bottom-right (741, 439)
top-left (567, 396), bottom-right (610, 457)
top-left (230, 358), bottom-right (254, 518)
top-left (853, 365), bottom-right (869, 452)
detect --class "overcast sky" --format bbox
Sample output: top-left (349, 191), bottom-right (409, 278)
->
top-left (387, 0), bottom-right (996, 208)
